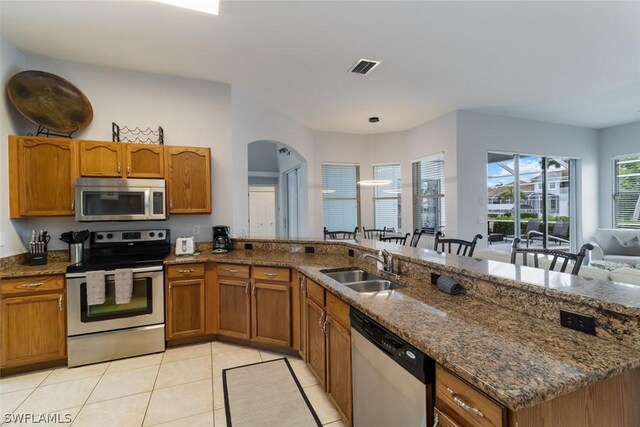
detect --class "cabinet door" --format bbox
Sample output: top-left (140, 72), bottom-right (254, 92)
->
top-left (126, 145), bottom-right (164, 178)
top-left (299, 276), bottom-right (307, 361)
top-left (167, 278), bottom-right (205, 340)
top-left (9, 136), bottom-right (77, 217)
top-left (1, 292), bottom-right (66, 368)
top-left (251, 281), bottom-right (290, 347)
top-left (79, 141), bottom-right (123, 177)
top-left (166, 146), bottom-right (211, 214)
top-left (326, 316), bottom-right (352, 425)
top-left (218, 279), bottom-right (251, 340)
top-left (306, 298), bottom-right (326, 388)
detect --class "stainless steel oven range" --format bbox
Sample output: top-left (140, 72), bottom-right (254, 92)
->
top-left (65, 229), bottom-right (170, 367)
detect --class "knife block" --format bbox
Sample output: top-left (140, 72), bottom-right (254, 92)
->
top-left (29, 250), bottom-right (47, 266)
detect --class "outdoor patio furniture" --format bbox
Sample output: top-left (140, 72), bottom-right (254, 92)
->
top-left (434, 231), bottom-right (483, 257)
top-left (487, 221), bottom-right (505, 245)
top-left (324, 227), bottom-right (359, 240)
top-left (511, 238), bottom-right (593, 275)
top-left (362, 227), bottom-right (387, 240)
top-left (527, 221), bottom-right (569, 246)
top-left (380, 233), bottom-right (410, 245)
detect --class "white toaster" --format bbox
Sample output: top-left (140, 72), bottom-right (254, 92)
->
top-left (175, 236), bottom-right (195, 256)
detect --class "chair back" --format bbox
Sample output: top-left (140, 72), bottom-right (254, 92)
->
top-left (362, 227), bottom-right (387, 240)
top-left (409, 229), bottom-right (426, 248)
top-left (434, 232), bottom-right (483, 257)
top-left (552, 221), bottom-right (569, 238)
top-left (523, 220), bottom-right (541, 234)
top-left (510, 238), bottom-right (594, 275)
top-left (380, 233), bottom-right (410, 245)
top-left (324, 227), bottom-right (359, 240)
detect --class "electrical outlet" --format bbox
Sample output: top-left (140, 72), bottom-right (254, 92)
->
top-left (305, 246), bottom-right (315, 254)
top-left (193, 225), bottom-right (200, 235)
top-left (560, 309), bottom-right (596, 335)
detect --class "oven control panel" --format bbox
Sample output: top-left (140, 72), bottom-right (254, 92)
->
top-left (93, 229), bottom-right (169, 243)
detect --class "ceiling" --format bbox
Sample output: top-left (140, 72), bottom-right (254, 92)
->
top-left (1, 1), bottom-right (639, 134)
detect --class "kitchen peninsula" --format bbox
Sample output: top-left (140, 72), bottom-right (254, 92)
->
top-left (2, 236), bottom-right (639, 426)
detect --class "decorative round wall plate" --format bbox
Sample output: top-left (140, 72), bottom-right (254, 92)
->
top-left (7, 70), bottom-right (93, 133)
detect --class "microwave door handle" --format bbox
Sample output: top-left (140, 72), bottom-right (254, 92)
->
top-left (144, 189), bottom-right (151, 218)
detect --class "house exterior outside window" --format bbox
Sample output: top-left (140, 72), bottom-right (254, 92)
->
top-left (412, 153), bottom-right (445, 234)
top-left (613, 154), bottom-right (640, 229)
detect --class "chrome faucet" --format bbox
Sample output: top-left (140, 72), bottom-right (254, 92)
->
top-left (362, 249), bottom-right (395, 274)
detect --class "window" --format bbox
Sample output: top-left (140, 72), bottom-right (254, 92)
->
top-left (322, 163), bottom-right (360, 231)
top-left (412, 153), bottom-right (445, 233)
top-left (613, 154), bottom-right (640, 229)
top-left (373, 163), bottom-right (401, 231)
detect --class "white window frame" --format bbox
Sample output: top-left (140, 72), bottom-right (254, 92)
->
top-left (612, 154), bottom-right (640, 229)
top-left (322, 162), bottom-right (361, 231)
top-left (372, 163), bottom-right (402, 231)
top-left (412, 153), bottom-right (445, 234)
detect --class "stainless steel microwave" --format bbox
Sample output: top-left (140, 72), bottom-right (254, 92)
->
top-left (75, 178), bottom-right (167, 222)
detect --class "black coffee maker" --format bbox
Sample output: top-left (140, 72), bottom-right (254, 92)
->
top-left (212, 226), bottom-right (232, 253)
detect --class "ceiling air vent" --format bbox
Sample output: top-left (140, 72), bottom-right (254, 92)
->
top-left (350, 59), bottom-right (381, 75)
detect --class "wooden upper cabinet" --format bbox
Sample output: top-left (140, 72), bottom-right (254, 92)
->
top-left (125, 145), bottom-right (164, 178)
top-left (9, 136), bottom-right (77, 217)
top-left (165, 146), bottom-right (211, 214)
top-left (79, 141), bottom-right (164, 178)
top-left (79, 141), bottom-right (123, 177)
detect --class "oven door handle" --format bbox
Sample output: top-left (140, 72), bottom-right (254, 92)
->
top-left (65, 265), bottom-right (164, 279)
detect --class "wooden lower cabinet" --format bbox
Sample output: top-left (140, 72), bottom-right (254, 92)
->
top-left (217, 279), bottom-right (251, 340)
top-left (326, 315), bottom-right (352, 425)
top-left (252, 281), bottom-right (290, 346)
top-left (306, 298), bottom-right (327, 388)
top-left (166, 264), bottom-right (207, 341)
top-left (1, 275), bottom-right (66, 369)
top-left (303, 276), bottom-right (352, 425)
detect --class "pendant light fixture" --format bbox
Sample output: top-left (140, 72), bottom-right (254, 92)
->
top-left (358, 117), bottom-right (392, 187)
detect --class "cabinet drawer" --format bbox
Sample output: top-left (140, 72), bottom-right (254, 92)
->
top-left (436, 365), bottom-right (505, 427)
top-left (306, 279), bottom-right (325, 305)
top-left (1, 275), bottom-right (64, 295)
top-left (253, 266), bottom-right (290, 282)
top-left (435, 408), bottom-right (461, 427)
top-left (326, 291), bottom-right (350, 328)
top-left (217, 263), bottom-right (250, 279)
top-left (167, 263), bottom-right (205, 279)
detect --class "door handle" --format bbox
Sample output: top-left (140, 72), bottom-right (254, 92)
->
top-left (318, 312), bottom-right (325, 330)
top-left (227, 269), bottom-right (239, 273)
top-left (245, 283), bottom-right (249, 295)
top-left (19, 282), bottom-right (44, 289)
top-left (127, 164), bottom-right (131, 174)
top-left (252, 283), bottom-right (257, 296)
top-left (168, 283), bottom-right (172, 295)
top-left (117, 162), bottom-right (121, 174)
top-left (58, 295), bottom-right (63, 311)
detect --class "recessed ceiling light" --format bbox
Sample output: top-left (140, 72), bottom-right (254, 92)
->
top-left (153, 0), bottom-right (219, 15)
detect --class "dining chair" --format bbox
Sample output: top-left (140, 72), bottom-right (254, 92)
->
top-left (380, 233), bottom-right (410, 245)
top-left (434, 231), bottom-right (483, 257)
top-left (362, 227), bottom-right (387, 240)
top-left (510, 238), bottom-right (593, 275)
top-left (409, 229), bottom-right (427, 248)
top-left (323, 227), bottom-right (359, 240)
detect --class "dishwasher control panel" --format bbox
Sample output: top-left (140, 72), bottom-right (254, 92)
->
top-left (351, 307), bottom-right (435, 384)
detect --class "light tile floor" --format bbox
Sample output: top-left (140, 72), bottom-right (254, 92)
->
top-left (0, 342), bottom-right (347, 427)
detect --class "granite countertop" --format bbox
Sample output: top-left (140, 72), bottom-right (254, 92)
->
top-left (0, 260), bottom-right (69, 279)
top-left (3, 245), bottom-right (640, 411)
top-left (165, 249), bottom-right (640, 411)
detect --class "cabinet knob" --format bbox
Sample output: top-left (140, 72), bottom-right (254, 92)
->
top-left (244, 283), bottom-right (249, 295)
top-left (178, 269), bottom-right (194, 274)
top-left (252, 283), bottom-right (257, 296)
top-left (169, 284), bottom-right (172, 295)
top-left (58, 295), bottom-right (63, 311)
top-left (227, 269), bottom-right (239, 273)
top-left (127, 164), bottom-right (131, 174)
top-left (117, 162), bottom-right (121, 174)
top-left (71, 200), bottom-right (75, 211)
top-left (265, 272), bottom-right (278, 277)
top-left (19, 282), bottom-right (44, 289)
top-left (318, 312), bottom-right (325, 330)
top-left (446, 387), bottom-right (484, 418)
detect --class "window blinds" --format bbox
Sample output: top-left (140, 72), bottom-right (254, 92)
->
top-left (412, 154), bottom-right (445, 233)
top-left (613, 155), bottom-right (640, 229)
top-left (322, 164), bottom-right (360, 231)
top-left (373, 164), bottom-right (401, 230)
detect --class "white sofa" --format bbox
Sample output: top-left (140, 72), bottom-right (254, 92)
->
top-left (589, 228), bottom-right (640, 265)
top-left (473, 248), bottom-right (640, 285)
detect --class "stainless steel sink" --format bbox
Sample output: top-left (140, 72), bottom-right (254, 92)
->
top-left (321, 269), bottom-right (403, 293)
top-left (346, 280), bottom-right (402, 293)
top-left (322, 269), bottom-right (382, 283)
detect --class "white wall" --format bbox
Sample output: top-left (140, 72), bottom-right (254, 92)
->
top-left (248, 140), bottom-right (278, 172)
top-left (0, 37), bottom-right (27, 256)
top-left (456, 110), bottom-right (599, 247)
top-left (231, 87), bottom-right (314, 238)
top-left (2, 49), bottom-right (232, 253)
top-left (597, 121), bottom-right (640, 230)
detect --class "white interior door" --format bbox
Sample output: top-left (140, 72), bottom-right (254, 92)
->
top-left (249, 186), bottom-right (277, 237)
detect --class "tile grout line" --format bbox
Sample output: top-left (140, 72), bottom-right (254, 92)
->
top-left (3, 368), bottom-right (56, 416)
top-left (141, 353), bottom-right (165, 427)
top-left (70, 362), bottom-right (112, 426)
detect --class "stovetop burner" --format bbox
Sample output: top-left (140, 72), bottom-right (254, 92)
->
top-left (66, 229), bottom-right (170, 274)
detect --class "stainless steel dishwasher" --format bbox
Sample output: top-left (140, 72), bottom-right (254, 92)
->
top-left (351, 308), bottom-right (435, 427)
